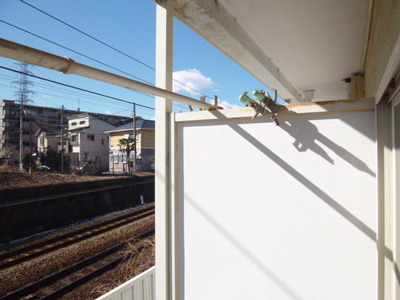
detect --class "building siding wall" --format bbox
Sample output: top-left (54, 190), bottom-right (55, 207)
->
top-left (176, 110), bottom-right (377, 299)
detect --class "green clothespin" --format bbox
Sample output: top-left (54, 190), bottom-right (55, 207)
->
top-left (239, 92), bottom-right (253, 105)
top-left (252, 90), bottom-right (267, 101)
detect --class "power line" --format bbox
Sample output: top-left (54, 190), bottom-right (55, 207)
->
top-left (1, 74), bottom-right (159, 114)
top-left (0, 79), bottom-right (129, 112)
top-left (33, 91), bottom-right (129, 111)
top-left (1, 72), bottom-right (189, 112)
top-left (0, 66), bottom-right (155, 111)
top-left (173, 103), bottom-right (190, 112)
top-left (0, 73), bottom-right (131, 105)
top-left (0, 20), bottom-right (153, 85)
top-left (20, 0), bottom-right (154, 70)
top-left (18, 0), bottom-right (214, 100)
top-left (2, 67), bottom-right (185, 112)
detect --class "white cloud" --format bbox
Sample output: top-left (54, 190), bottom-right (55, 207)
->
top-left (172, 69), bottom-right (242, 110)
top-left (173, 69), bottom-right (216, 96)
top-left (217, 99), bottom-right (241, 109)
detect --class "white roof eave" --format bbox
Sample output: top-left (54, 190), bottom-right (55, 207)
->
top-left (163, 0), bottom-right (304, 103)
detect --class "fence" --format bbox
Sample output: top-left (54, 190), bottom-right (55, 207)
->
top-left (96, 266), bottom-right (155, 300)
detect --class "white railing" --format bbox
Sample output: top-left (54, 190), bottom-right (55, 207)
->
top-left (96, 266), bottom-right (155, 300)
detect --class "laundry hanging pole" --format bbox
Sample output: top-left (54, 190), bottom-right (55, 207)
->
top-left (0, 38), bottom-right (215, 110)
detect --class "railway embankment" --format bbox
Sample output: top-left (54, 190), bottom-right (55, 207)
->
top-left (0, 175), bottom-right (154, 243)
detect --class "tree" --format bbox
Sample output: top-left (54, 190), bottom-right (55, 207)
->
top-left (29, 147), bottom-right (70, 172)
top-left (0, 145), bottom-right (19, 170)
top-left (118, 137), bottom-right (136, 173)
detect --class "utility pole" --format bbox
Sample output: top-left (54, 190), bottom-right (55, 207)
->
top-left (29, 119), bottom-right (32, 172)
top-left (60, 105), bottom-right (64, 173)
top-left (19, 99), bottom-right (23, 171)
top-left (14, 62), bottom-right (35, 171)
top-left (133, 103), bottom-right (137, 173)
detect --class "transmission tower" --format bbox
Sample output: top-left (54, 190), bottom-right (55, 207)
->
top-left (13, 62), bottom-right (36, 170)
top-left (14, 62), bottom-right (35, 105)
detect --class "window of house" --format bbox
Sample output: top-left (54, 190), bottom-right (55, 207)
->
top-left (79, 120), bottom-right (85, 125)
top-left (71, 135), bottom-right (77, 142)
top-left (122, 154), bottom-right (127, 163)
top-left (113, 154), bottom-right (119, 163)
top-left (101, 138), bottom-right (104, 145)
top-left (87, 135), bottom-right (95, 141)
top-left (71, 122), bottom-right (77, 126)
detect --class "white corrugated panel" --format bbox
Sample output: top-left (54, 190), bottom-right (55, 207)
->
top-left (96, 266), bottom-right (155, 300)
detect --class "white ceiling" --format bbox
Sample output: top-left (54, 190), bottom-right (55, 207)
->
top-left (166, 0), bottom-right (370, 102)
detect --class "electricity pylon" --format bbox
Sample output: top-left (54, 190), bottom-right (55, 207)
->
top-left (13, 62), bottom-right (36, 170)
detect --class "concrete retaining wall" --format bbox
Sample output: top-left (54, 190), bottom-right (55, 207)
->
top-left (0, 177), bottom-right (154, 243)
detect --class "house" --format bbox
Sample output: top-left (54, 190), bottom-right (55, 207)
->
top-left (106, 118), bottom-right (155, 173)
top-left (67, 113), bottom-right (117, 171)
top-left (36, 127), bottom-right (59, 153)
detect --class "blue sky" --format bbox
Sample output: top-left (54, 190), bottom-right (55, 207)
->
top-left (0, 0), bottom-right (273, 119)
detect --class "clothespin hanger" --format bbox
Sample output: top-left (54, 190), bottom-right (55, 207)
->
top-left (239, 89), bottom-right (280, 125)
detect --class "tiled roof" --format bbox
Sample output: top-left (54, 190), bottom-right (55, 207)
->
top-left (110, 119), bottom-right (155, 131)
top-left (35, 127), bottom-right (59, 136)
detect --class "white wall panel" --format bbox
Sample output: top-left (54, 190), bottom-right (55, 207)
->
top-left (177, 110), bottom-right (376, 299)
top-left (96, 266), bottom-right (155, 300)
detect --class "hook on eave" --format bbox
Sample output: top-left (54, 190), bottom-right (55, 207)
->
top-left (187, 95), bottom-right (223, 112)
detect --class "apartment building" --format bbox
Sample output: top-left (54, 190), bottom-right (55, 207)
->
top-left (0, 99), bottom-right (130, 156)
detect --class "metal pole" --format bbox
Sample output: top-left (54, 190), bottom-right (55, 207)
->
top-left (29, 120), bottom-right (32, 172)
top-left (0, 38), bottom-right (214, 110)
top-left (60, 104), bottom-right (64, 173)
top-left (155, 0), bottom-right (173, 298)
top-left (133, 103), bottom-right (137, 173)
top-left (19, 99), bottom-right (23, 171)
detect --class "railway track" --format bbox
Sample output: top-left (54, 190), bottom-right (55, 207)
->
top-left (0, 229), bottom-right (154, 300)
top-left (0, 203), bottom-right (154, 270)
